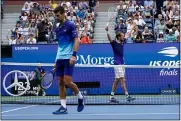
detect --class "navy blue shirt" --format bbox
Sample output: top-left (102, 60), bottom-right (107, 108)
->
top-left (111, 39), bottom-right (125, 65)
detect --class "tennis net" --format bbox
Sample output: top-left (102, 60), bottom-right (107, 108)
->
top-left (1, 62), bottom-right (180, 105)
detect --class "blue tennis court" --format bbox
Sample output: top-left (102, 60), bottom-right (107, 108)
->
top-left (1, 104), bottom-right (180, 120)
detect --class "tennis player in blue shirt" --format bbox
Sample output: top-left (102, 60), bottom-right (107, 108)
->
top-left (105, 26), bottom-right (135, 103)
top-left (53, 6), bottom-right (84, 114)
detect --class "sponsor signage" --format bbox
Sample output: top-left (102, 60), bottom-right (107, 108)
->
top-left (1, 43), bottom-right (180, 95)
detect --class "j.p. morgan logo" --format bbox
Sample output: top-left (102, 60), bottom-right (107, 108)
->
top-left (76, 55), bottom-right (114, 65)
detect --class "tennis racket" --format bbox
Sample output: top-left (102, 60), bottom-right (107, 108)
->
top-left (41, 68), bottom-right (55, 89)
top-left (106, 16), bottom-right (116, 27)
top-left (106, 6), bottom-right (118, 27)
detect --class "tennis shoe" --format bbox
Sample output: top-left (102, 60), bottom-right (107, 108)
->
top-left (52, 106), bottom-right (68, 115)
top-left (108, 97), bottom-right (119, 103)
top-left (77, 96), bottom-right (85, 112)
top-left (126, 95), bottom-right (135, 102)
top-left (42, 91), bottom-right (46, 96)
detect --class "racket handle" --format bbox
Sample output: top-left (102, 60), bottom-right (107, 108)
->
top-left (52, 68), bottom-right (56, 71)
top-left (106, 22), bottom-right (109, 27)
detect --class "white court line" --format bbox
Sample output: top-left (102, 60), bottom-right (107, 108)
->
top-left (1, 100), bottom-right (60, 114)
top-left (1, 105), bottom-right (37, 114)
top-left (2, 113), bottom-right (179, 117)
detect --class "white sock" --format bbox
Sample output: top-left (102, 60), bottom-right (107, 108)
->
top-left (110, 92), bottom-right (114, 99)
top-left (61, 99), bottom-right (66, 108)
top-left (77, 91), bottom-right (83, 99)
top-left (125, 91), bottom-right (129, 96)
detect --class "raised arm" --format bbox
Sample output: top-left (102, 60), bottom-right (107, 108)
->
top-left (105, 26), bottom-right (113, 43)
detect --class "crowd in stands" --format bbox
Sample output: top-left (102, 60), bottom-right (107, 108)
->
top-left (6, 0), bottom-right (180, 44)
top-left (8, 0), bottom-right (98, 45)
top-left (114, 0), bottom-right (180, 43)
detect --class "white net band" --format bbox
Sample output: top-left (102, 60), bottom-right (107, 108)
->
top-left (1, 62), bottom-right (180, 68)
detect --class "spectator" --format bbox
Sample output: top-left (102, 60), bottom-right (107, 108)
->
top-left (47, 10), bottom-right (55, 24)
top-left (133, 25), bottom-right (144, 43)
top-left (133, 14), bottom-right (146, 28)
top-left (27, 33), bottom-right (37, 44)
top-left (87, 16), bottom-right (94, 34)
top-left (25, 23), bottom-right (30, 41)
top-left (67, 6), bottom-right (77, 16)
top-left (46, 26), bottom-right (54, 43)
top-left (49, 0), bottom-right (58, 9)
top-left (175, 26), bottom-right (180, 42)
top-left (79, 22), bottom-right (87, 38)
top-left (67, 12), bottom-right (77, 24)
top-left (28, 13), bottom-right (37, 23)
top-left (154, 14), bottom-right (163, 28)
top-left (156, 32), bottom-right (164, 42)
top-left (166, 20), bottom-right (174, 34)
top-left (143, 7), bottom-right (152, 18)
top-left (82, 1), bottom-right (89, 10)
top-left (86, 8), bottom-right (94, 18)
top-left (80, 32), bottom-right (93, 44)
top-left (20, 12), bottom-right (28, 27)
top-left (165, 29), bottom-right (177, 42)
top-left (72, 5), bottom-right (79, 13)
top-left (13, 21), bottom-right (21, 32)
top-left (164, 10), bottom-right (171, 21)
top-left (117, 1), bottom-right (123, 10)
top-left (12, 28), bottom-right (20, 39)
top-left (24, 0), bottom-right (34, 9)
top-left (89, 0), bottom-right (96, 12)
top-left (31, 2), bottom-right (41, 15)
top-left (61, 1), bottom-right (71, 8)
top-left (37, 20), bottom-right (47, 42)
top-left (77, 7), bottom-right (86, 20)
top-left (72, 0), bottom-right (77, 6)
top-left (142, 26), bottom-right (154, 42)
top-left (127, 1), bottom-right (135, 13)
top-left (126, 17), bottom-right (134, 33)
top-left (115, 18), bottom-right (127, 34)
top-left (172, 10), bottom-right (179, 20)
top-left (125, 32), bottom-right (133, 43)
top-left (16, 35), bottom-right (26, 44)
top-left (155, 19), bottom-right (165, 38)
top-left (142, 27), bottom-right (153, 36)
top-left (29, 22), bottom-right (38, 38)
top-left (22, 3), bottom-right (30, 15)
top-left (7, 35), bottom-right (17, 45)
top-left (144, 0), bottom-right (154, 9)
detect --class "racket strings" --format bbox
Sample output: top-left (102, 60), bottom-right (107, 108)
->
top-left (42, 72), bottom-right (54, 88)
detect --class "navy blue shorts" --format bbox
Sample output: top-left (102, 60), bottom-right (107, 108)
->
top-left (55, 59), bottom-right (74, 77)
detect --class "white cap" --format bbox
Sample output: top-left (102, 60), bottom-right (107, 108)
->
top-left (169, 29), bottom-right (173, 33)
top-left (37, 63), bottom-right (42, 67)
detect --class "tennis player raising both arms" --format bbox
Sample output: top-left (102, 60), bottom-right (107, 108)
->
top-left (105, 26), bottom-right (135, 103)
top-left (53, 6), bottom-right (84, 115)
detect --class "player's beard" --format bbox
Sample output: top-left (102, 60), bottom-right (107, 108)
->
top-left (59, 19), bottom-right (64, 24)
top-left (57, 18), bottom-right (65, 25)
top-left (118, 38), bottom-right (123, 43)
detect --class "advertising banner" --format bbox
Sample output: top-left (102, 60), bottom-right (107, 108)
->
top-left (1, 43), bottom-right (180, 95)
